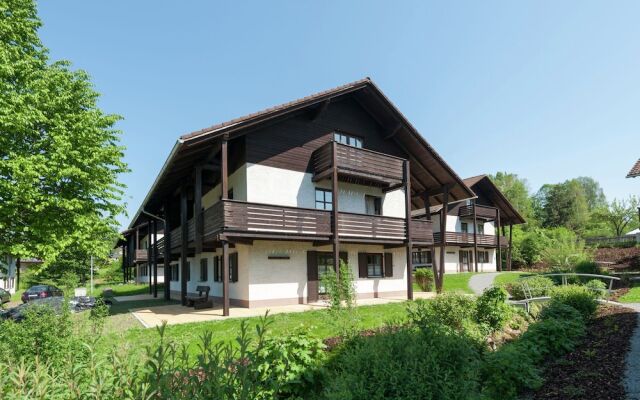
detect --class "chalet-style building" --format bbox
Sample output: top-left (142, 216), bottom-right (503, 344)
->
top-left (627, 159), bottom-right (640, 178)
top-left (412, 175), bottom-right (525, 273)
top-left (119, 78), bottom-right (488, 316)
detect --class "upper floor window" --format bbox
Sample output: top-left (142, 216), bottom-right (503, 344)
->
top-left (365, 195), bottom-right (382, 216)
top-left (477, 224), bottom-right (484, 235)
top-left (334, 132), bottom-right (362, 148)
top-left (315, 188), bottom-right (332, 210)
top-left (461, 222), bottom-right (469, 233)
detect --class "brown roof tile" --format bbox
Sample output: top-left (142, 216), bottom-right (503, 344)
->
top-left (627, 159), bottom-right (640, 178)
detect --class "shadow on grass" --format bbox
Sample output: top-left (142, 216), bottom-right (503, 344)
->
top-left (108, 298), bottom-right (180, 316)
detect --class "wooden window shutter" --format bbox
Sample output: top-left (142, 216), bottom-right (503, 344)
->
top-left (213, 256), bottom-right (218, 282)
top-left (307, 251), bottom-right (318, 303)
top-left (339, 252), bottom-right (348, 269)
top-left (384, 253), bottom-right (393, 277)
top-left (358, 253), bottom-right (367, 278)
top-left (230, 253), bottom-right (239, 282)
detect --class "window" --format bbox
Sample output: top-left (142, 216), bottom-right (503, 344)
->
top-left (315, 188), bottom-right (332, 210)
top-left (229, 253), bottom-right (237, 282)
top-left (200, 258), bottom-right (208, 281)
top-left (365, 195), bottom-right (382, 216)
top-left (333, 132), bottom-right (362, 148)
top-left (185, 262), bottom-right (190, 281)
top-left (171, 264), bottom-right (179, 281)
top-left (477, 224), bottom-right (484, 235)
top-left (412, 250), bottom-right (432, 269)
top-left (367, 254), bottom-right (383, 278)
top-left (461, 222), bottom-right (469, 233)
top-left (317, 253), bottom-right (334, 294)
top-left (213, 256), bottom-right (221, 282)
top-left (478, 251), bottom-right (490, 263)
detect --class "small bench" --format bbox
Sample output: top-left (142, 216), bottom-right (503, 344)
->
top-left (185, 286), bottom-right (213, 309)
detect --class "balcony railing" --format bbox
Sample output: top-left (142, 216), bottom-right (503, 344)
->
top-left (458, 204), bottom-right (498, 219)
top-left (155, 200), bottom-right (434, 253)
top-left (311, 142), bottom-right (405, 187)
top-left (434, 232), bottom-right (508, 247)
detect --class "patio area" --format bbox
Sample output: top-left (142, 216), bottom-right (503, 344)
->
top-left (128, 292), bottom-right (435, 327)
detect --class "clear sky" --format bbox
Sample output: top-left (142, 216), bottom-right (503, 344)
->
top-left (36, 1), bottom-right (640, 228)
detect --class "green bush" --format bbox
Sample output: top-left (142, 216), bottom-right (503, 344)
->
top-left (319, 326), bottom-right (481, 400)
top-left (408, 294), bottom-right (477, 332)
top-left (504, 276), bottom-right (555, 300)
top-left (322, 260), bottom-right (356, 311)
top-left (476, 286), bottom-right (513, 332)
top-left (481, 343), bottom-right (542, 399)
top-left (549, 285), bottom-right (598, 319)
top-left (414, 268), bottom-right (434, 292)
top-left (584, 279), bottom-right (608, 299)
top-left (574, 260), bottom-right (601, 275)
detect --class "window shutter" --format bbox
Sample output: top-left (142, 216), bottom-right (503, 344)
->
top-left (213, 256), bottom-right (219, 282)
top-left (384, 253), bottom-right (393, 277)
top-left (230, 253), bottom-right (239, 283)
top-left (358, 253), bottom-right (367, 278)
top-left (307, 251), bottom-right (318, 303)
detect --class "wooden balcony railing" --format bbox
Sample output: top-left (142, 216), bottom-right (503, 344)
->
top-left (458, 204), bottom-right (498, 219)
top-left (133, 249), bottom-right (148, 263)
top-left (312, 142), bottom-right (405, 187)
top-left (155, 200), bottom-right (435, 252)
top-left (434, 232), bottom-right (508, 247)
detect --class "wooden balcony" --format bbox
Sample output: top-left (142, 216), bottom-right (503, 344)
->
top-left (133, 249), bottom-right (148, 264)
top-left (458, 204), bottom-right (497, 219)
top-left (156, 200), bottom-right (434, 252)
top-left (311, 142), bottom-right (405, 187)
top-left (434, 232), bottom-right (508, 248)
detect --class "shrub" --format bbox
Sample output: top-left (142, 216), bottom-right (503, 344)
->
top-left (549, 285), bottom-right (597, 320)
top-left (408, 293), bottom-right (476, 332)
top-left (574, 260), bottom-right (601, 275)
top-left (322, 260), bottom-right (356, 311)
top-left (584, 279), bottom-right (608, 299)
top-left (504, 276), bottom-right (555, 300)
top-left (476, 286), bottom-right (513, 332)
top-left (320, 325), bottom-right (481, 400)
top-left (481, 343), bottom-right (542, 399)
top-left (414, 268), bottom-right (434, 292)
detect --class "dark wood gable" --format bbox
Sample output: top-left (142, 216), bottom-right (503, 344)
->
top-left (244, 96), bottom-right (405, 173)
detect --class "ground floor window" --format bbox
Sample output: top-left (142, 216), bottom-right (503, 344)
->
top-left (478, 251), bottom-right (490, 263)
top-left (200, 258), bottom-right (208, 281)
top-left (317, 253), bottom-right (334, 294)
top-left (367, 254), bottom-right (383, 278)
top-left (213, 254), bottom-right (239, 283)
top-left (412, 250), bottom-right (432, 269)
top-left (170, 264), bottom-right (179, 281)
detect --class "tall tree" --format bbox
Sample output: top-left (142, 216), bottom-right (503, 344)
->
top-left (593, 196), bottom-right (639, 237)
top-left (0, 0), bottom-right (127, 262)
top-left (490, 172), bottom-right (533, 221)
top-left (535, 180), bottom-right (590, 232)
top-left (575, 177), bottom-right (607, 211)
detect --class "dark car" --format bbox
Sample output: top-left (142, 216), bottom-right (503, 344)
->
top-left (1, 296), bottom-right (65, 322)
top-left (21, 285), bottom-right (63, 303)
top-left (0, 288), bottom-right (10, 304)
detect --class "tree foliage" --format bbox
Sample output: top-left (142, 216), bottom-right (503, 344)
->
top-left (534, 180), bottom-right (590, 232)
top-left (0, 0), bottom-right (127, 262)
top-left (491, 172), bottom-right (533, 221)
top-left (593, 196), bottom-right (639, 237)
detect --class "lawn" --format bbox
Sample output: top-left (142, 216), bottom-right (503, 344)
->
top-left (619, 286), bottom-right (640, 303)
top-left (96, 300), bottom-right (410, 358)
top-left (98, 282), bottom-right (165, 297)
top-left (442, 272), bottom-right (475, 293)
top-left (493, 271), bottom-right (528, 286)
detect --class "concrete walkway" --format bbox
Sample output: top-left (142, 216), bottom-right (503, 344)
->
top-left (131, 292), bottom-right (436, 328)
top-left (624, 303), bottom-right (640, 400)
top-left (468, 272), bottom-right (501, 295)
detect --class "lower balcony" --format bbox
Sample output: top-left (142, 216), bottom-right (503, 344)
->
top-left (156, 200), bottom-right (434, 253)
top-left (433, 232), bottom-right (508, 248)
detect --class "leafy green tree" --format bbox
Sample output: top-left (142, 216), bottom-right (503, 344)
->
top-left (534, 180), bottom-right (590, 232)
top-left (0, 0), bottom-right (127, 262)
top-left (593, 196), bottom-right (639, 237)
top-left (575, 177), bottom-right (607, 211)
top-left (490, 172), bottom-right (534, 222)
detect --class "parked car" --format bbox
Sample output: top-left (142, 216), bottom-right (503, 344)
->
top-left (21, 285), bottom-right (63, 303)
top-left (1, 296), bottom-right (65, 322)
top-left (0, 288), bottom-right (10, 304)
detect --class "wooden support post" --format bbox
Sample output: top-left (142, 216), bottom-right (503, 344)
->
top-left (472, 200), bottom-right (479, 273)
top-left (153, 219), bottom-right (158, 298)
top-left (508, 223), bottom-right (513, 271)
top-left (180, 186), bottom-right (188, 305)
top-left (438, 187), bottom-right (449, 293)
top-left (16, 258), bottom-right (20, 292)
top-left (404, 160), bottom-right (413, 300)
top-left (194, 165), bottom-right (203, 254)
top-left (221, 136), bottom-right (228, 200)
top-left (147, 220), bottom-right (152, 294)
top-left (424, 194), bottom-right (438, 288)
top-left (222, 240), bottom-right (230, 316)
top-left (163, 200), bottom-right (171, 301)
top-left (121, 243), bottom-right (126, 284)
top-left (331, 141), bottom-right (340, 279)
top-left (496, 208), bottom-right (502, 272)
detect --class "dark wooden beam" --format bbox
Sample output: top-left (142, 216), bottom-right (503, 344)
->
top-left (331, 141), bottom-right (340, 279)
top-left (384, 243), bottom-right (406, 249)
top-left (382, 182), bottom-right (404, 193)
top-left (163, 199), bottom-right (171, 301)
top-left (194, 165), bottom-right (203, 254)
top-left (404, 160), bottom-right (413, 300)
top-left (384, 122), bottom-right (403, 140)
top-left (147, 220), bottom-right (152, 295)
top-left (310, 99), bottom-right (330, 121)
top-left (180, 186), bottom-right (188, 305)
top-left (473, 200), bottom-right (479, 273)
top-left (227, 236), bottom-right (253, 245)
top-left (221, 136), bottom-right (228, 199)
top-left (496, 208), bottom-right (502, 272)
top-left (222, 240), bottom-right (230, 316)
top-left (153, 219), bottom-right (158, 298)
top-left (508, 223), bottom-right (513, 271)
top-left (313, 240), bottom-right (331, 247)
top-left (412, 183), bottom-right (456, 199)
top-left (437, 186), bottom-right (449, 293)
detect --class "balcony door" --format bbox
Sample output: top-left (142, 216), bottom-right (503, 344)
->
top-left (459, 250), bottom-right (473, 272)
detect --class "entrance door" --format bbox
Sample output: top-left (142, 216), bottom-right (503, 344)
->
top-left (459, 250), bottom-right (472, 272)
top-left (307, 251), bottom-right (347, 303)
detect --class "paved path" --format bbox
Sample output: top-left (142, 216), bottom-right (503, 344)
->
top-left (624, 303), bottom-right (640, 400)
top-left (468, 272), bottom-right (501, 295)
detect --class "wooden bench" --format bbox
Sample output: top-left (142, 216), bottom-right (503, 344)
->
top-left (185, 286), bottom-right (213, 309)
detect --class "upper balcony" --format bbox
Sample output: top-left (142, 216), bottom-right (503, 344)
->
top-left (433, 231), bottom-right (508, 248)
top-left (311, 141), bottom-right (405, 188)
top-left (156, 199), bottom-right (433, 254)
top-left (458, 204), bottom-right (498, 219)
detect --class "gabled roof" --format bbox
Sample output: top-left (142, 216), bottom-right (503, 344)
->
top-left (627, 159), bottom-right (640, 178)
top-left (128, 78), bottom-right (475, 228)
top-left (462, 175), bottom-right (526, 226)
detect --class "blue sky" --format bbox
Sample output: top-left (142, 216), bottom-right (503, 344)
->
top-left (37, 1), bottom-right (640, 228)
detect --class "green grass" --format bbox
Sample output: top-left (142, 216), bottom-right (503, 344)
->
top-left (493, 271), bottom-right (528, 286)
top-left (442, 272), bottom-right (475, 294)
top-left (98, 282), bottom-right (165, 297)
top-left (619, 286), bottom-right (640, 303)
top-left (96, 301), bottom-right (410, 358)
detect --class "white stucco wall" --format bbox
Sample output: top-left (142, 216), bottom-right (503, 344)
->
top-left (432, 214), bottom-right (495, 235)
top-left (0, 255), bottom-right (17, 294)
top-left (244, 163), bottom-right (405, 217)
top-left (432, 246), bottom-right (497, 273)
top-left (202, 164), bottom-right (247, 209)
